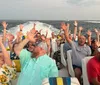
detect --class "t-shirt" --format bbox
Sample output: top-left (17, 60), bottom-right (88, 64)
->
top-left (51, 38), bottom-right (58, 52)
top-left (17, 49), bottom-right (58, 85)
top-left (63, 42), bottom-right (71, 52)
top-left (71, 41), bottom-right (91, 66)
top-left (87, 56), bottom-right (100, 84)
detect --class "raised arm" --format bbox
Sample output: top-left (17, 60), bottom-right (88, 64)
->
top-left (78, 26), bottom-right (83, 38)
top-left (2, 21), bottom-right (8, 44)
top-left (46, 38), bottom-right (51, 55)
top-left (0, 37), bottom-right (12, 66)
top-left (73, 21), bottom-right (78, 40)
top-left (15, 31), bottom-right (23, 43)
top-left (61, 22), bottom-right (72, 44)
top-left (14, 30), bottom-right (36, 56)
top-left (94, 28), bottom-right (99, 43)
top-left (87, 30), bottom-right (92, 46)
top-left (45, 30), bottom-right (48, 38)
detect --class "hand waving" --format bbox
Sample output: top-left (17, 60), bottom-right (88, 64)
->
top-left (79, 26), bottom-right (83, 31)
top-left (74, 21), bottom-right (78, 26)
top-left (2, 21), bottom-right (8, 29)
top-left (19, 24), bottom-right (24, 31)
top-left (27, 31), bottom-right (36, 43)
top-left (61, 22), bottom-right (67, 31)
top-left (86, 30), bottom-right (92, 36)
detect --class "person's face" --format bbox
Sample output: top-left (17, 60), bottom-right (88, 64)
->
top-left (27, 42), bottom-right (35, 52)
top-left (31, 46), bottom-right (41, 58)
top-left (7, 34), bottom-right (14, 41)
top-left (91, 42), bottom-right (98, 50)
top-left (78, 36), bottom-right (86, 46)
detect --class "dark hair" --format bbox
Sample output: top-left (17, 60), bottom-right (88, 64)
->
top-left (91, 39), bottom-right (96, 44)
top-left (12, 42), bottom-right (19, 52)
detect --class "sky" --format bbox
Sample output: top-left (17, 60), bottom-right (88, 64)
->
top-left (0, 0), bottom-right (100, 20)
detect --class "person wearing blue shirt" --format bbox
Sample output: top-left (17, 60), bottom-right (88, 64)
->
top-left (14, 31), bottom-right (58, 85)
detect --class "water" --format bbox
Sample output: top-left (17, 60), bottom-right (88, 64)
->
top-left (0, 20), bottom-right (100, 37)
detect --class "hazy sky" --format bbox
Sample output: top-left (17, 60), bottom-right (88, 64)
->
top-left (0, 0), bottom-right (100, 20)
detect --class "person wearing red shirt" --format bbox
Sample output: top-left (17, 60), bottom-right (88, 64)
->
top-left (87, 48), bottom-right (100, 85)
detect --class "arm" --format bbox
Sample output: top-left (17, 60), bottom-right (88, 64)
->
top-left (46, 38), bottom-right (51, 55)
top-left (73, 21), bottom-right (78, 40)
top-left (14, 31), bottom-right (36, 56)
top-left (45, 30), bottom-right (48, 38)
top-left (94, 29), bottom-right (100, 44)
top-left (2, 21), bottom-right (8, 44)
top-left (91, 78), bottom-right (100, 85)
top-left (15, 31), bottom-right (23, 43)
top-left (14, 38), bottom-right (29, 56)
top-left (87, 30), bottom-right (92, 46)
top-left (49, 61), bottom-right (58, 77)
top-left (61, 22), bottom-right (72, 45)
top-left (0, 37), bottom-right (12, 66)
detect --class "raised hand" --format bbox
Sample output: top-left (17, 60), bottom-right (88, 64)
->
top-left (31, 24), bottom-right (36, 34)
top-left (74, 21), bottom-right (78, 26)
top-left (27, 31), bottom-right (36, 43)
top-left (19, 24), bottom-right (24, 31)
top-left (2, 21), bottom-right (8, 29)
top-left (61, 22), bottom-right (67, 31)
top-left (94, 28), bottom-right (98, 33)
top-left (79, 26), bottom-right (83, 31)
top-left (87, 30), bottom-right (92, 36)
top-left (33, 23), bottom-right (36, 29)
top-left (16, 31), bottom-right (23, 38)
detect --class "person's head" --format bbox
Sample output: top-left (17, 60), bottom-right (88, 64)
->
top-left (31, 43), bottom-right (46, 58)
top-left (94, 48), bottom-right (100, 61)
top-left (27, 41), bottom-right (35, 52)
top-left (6, 33), bottom-right (14, 42)
top-left (78, 35), bottom-right (86, 46)
top-left (51, 32), bottom-right (55, 38)
top-left (36, 33), bottom-right (41, 41)
top-left (61, 33), bottom-right (65, 39)
top-left (41, 35), bottom-right (46, 41)
top-left (91, 39), bottom-right (98, 50)
top-left (12, 42), bottom-right (19, 53)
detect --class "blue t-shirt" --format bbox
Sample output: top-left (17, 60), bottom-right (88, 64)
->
top-left (17, 49), bottom-right (58, 85)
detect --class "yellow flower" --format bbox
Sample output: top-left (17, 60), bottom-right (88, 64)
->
top-left (0, 75), bottom-right (8, 83)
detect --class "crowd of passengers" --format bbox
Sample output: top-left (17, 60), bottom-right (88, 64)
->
top-left (0, 21), bottom-right (100, 85)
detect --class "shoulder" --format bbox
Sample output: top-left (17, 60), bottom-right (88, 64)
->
top-left (19, 49), bottom-right (31, 57)
top-left (20, 49), bottom-right (31, 54)
top-left (87, 57), bottom-right (96, 67)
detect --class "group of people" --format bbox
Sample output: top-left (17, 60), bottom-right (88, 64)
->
top-left (0, 21), bottom-right (100, 85)
top-left (61, 21), bottom-right (100, 85)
